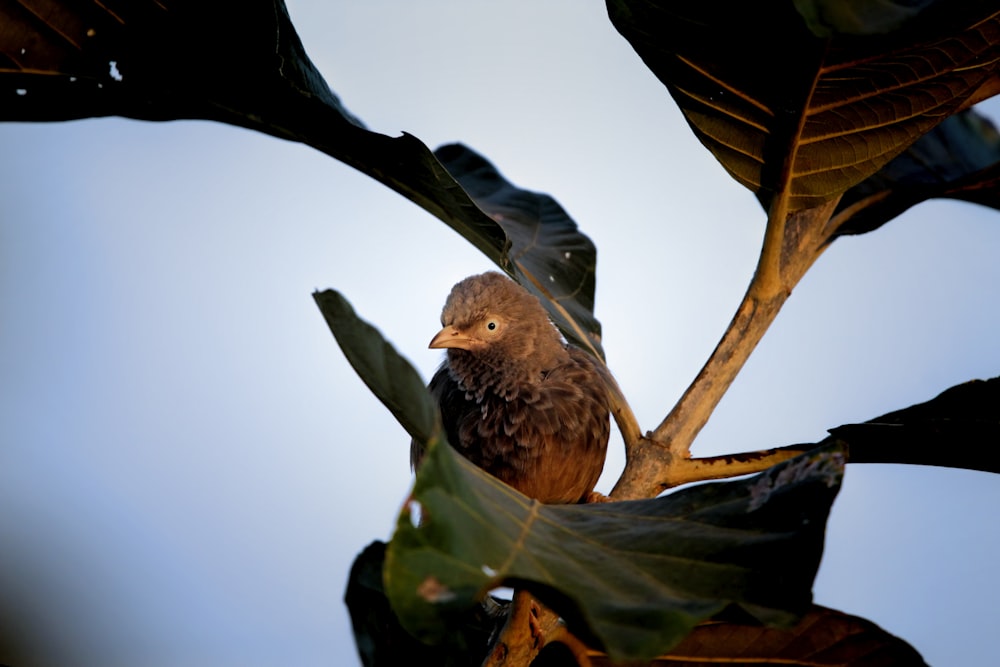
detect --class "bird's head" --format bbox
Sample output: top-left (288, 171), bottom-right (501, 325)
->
top-left (429, 272), bottom-right (564, 367)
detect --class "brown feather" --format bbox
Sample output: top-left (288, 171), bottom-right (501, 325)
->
top-left (411, 272), bottom-right (610, 504)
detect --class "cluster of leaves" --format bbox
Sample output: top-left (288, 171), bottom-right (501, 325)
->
top-left (3, 1), bottom-right (999, 665)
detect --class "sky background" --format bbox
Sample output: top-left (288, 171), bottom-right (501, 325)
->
top-left (2, 2), bottom-right (1000, 666)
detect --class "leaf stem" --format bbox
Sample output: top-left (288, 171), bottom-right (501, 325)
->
top-left (612, 197), bottom-right (840, 500)
top-left (753, 188), bottom-right (792, 300)
top-left (610, 286), bottom-right (785, 499)
top-left (669, 448), bottom-right (812, 486)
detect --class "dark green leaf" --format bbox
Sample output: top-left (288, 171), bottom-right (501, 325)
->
top-left (829, 376), bottom-right (1000, 473)
top-left (793, 0), bottom-right (941, 37)
top-left (0, 0), bottom-right (362, 125)
top-left (350, 545), bottom-right (926, 667)
top-left (345, 541), bottom-right (503, 667)
top-left (834, 109), bottom-right (1000, 237)
top-left (313, 289), bottom-right (438, 446)
top-left (0, 0), bottom-right (511, 265)
top-left (384, 439), bottom-right (844, 661)
top-left (2, 3), bottom-right (602, 357)
top-left (434, 144), bottom-right (603, 359)
top-left (607, 1), bottom-right (1000, 211)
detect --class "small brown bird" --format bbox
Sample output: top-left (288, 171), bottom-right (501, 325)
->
top-left (411, 272), bottom-right (610, 504)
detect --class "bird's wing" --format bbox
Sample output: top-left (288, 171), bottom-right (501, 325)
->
top-left (537, 348), bottom-right (612, 442)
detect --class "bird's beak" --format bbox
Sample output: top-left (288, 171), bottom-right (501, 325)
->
top-left (429, 325), bottom-right (475, 350)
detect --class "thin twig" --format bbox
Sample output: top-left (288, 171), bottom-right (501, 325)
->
top-left (666, 447), bottom-right (812, 487)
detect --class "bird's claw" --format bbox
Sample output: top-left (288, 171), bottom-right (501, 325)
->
top-left (528, 598), bottom-right (543, 648)
top-left (585, 490), bottom-right (611, 503)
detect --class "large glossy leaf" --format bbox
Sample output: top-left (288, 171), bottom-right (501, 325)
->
top-left (607, 1), bottom-right (1000, 212)
top-left (384, 438), bottom-right (844, 661)
top-left (348, 545), bottom-right (926, 667)
top-left (0, 1), bottom-right (357, 125)
top-left (434, 144), bottom-right (603, 358)
top-left (1, 2), bottom-right (602, 358)
top-left (829, 376), bottom-right (1000, 474)
top-left (0, 2), bottom-right (494, 257)
top-left (834, 108), bottom-right (1000, 237)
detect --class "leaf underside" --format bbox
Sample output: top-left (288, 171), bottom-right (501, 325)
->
top-left (588, 604), bottom-right (928, 666)
top-left (834, 108), bottom-right (1000, 236)
top-left (607, 1), bottom-right (1000, 212)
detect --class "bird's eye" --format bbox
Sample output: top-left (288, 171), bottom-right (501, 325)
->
top-left (487, 321), bottom-right (497, 331)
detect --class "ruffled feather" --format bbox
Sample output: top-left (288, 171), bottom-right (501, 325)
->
top-left (411, 273), bottom-right (610, 504)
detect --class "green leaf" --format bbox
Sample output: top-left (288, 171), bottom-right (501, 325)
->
top-left (0, 0), bottom-right (362, 125)
top-left (0, 0), bottom-right (511, 264)
top-left (607, 1), bottom-right (1000, 211)
top-left (829, 376), bottom-right (1000, 474)
top-left (434, 144), bottom-right (603, 359)
top-left (2, 3), bottom-right (602, 358)
top-left (834, 108), bottom-right (1000, 237)
top-left (350, 545), bottom-right (926, 667)
top-left (313, 289), bottom-right (438, 446)
top-left (384, 439), bottom-right (844, 661)
top-left (344, 541), bottom-right (502, 667)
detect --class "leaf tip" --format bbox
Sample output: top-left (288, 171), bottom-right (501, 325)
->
top-left (748, 447), bottom-right (845, 511)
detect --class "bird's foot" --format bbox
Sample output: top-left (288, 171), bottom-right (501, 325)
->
top-left (585, 490), bottom-right (612, 503)
top-left (527, 596), bottom-right (543, 648)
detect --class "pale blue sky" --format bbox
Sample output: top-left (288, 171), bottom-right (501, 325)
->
top-left (2, 2), bottom-right (999, 665)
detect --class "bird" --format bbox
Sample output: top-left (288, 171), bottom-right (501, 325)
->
top-left (411, 271), bottom-right (610, 504)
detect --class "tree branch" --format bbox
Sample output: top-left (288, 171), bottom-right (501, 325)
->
top-left (601, 364), bottom-right (642, 449)
top-left (612, 197), bottom-right (841, 500)
top-left (671, 447), bottom-right (813, 485)
top-left (482, 591), bottom-right (565, 667)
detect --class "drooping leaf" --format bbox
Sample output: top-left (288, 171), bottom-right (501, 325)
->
top-left (2, 2), bottom-right (602, 358)
top-left (0, 0), bottom-right (513, 261)
top-left (607, 1), bottom-right (1000, 212)
top-left (589, 605), bottom-right (927, 666)
top-left (384, 438), bottom-right (844, 661)
top-left (434, 144), bottom-right (603, 358)
top-left (828, 376), bottom-right (1000, 473)
top-left (313, 289), bottom-right (438, 446)
top-left (834, 108), bottom-right (1000, 237)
